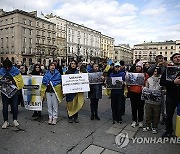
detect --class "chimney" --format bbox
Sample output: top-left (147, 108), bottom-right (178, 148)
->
top-left (0, 9), bottom-right (5, 15)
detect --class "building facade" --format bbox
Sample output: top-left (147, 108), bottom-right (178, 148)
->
top-left (101, 35), bottom-right (114, 60)
top-left (66, 21), bottom-right (101, 63)
top-left (0, 9), bottom-right (36, 65)
top-left (133, 40), bottom-right (180, 63)
top-left (114, 44), bottom-right (133, 64)
top-left (0, 9), bottom-right (56, 66)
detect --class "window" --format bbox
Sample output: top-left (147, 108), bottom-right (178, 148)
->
top-left (11, 18), bottom-right (14, 23)
top-left (171, 46), bottom-right (173, 49)
top-left (37, 22), bottom-right (39, 27)
top-left (160, 52), bottom-right (162, 55)
top-left (6, 37), bottom-right (8, 42)
top-left (29, 38), bottom-right (32, 44)
top-left (48, 25), bottom-right (50, 29)
top-left (12, 36), bottom-right (14, 42)
top-left (29, 29), bottom-right (32, 35)
top-left (42, 23), bottom-right (45, 28)
top-left (23, 37), bottom-right (26, 43)
top-left (165, 46), bottom-right (167, 49)
top-left (37, 38), bottom-right (40, 43)
top-left (23, 19), bottom-right (26, 24)
top-left (29, 47), bottom-right (32, 53)
top-left (165, 51), bottom-right (167, 55)
top-left (23, 27), bottom-right (26, 34)
top-left (12, 47), bottom-right (14, 53)
top-left (29, 20), bottom-right (32, 26)
top-left (11, 27), bottom-right (14, 33)
top-left (160, 47), bottom-right (162, 49)
top-left (171, 52), bottom-right (173, 55)
top-left (1, 38), bottom-right (3, 44)
top-left (42, 39), bottom-right (45, 44)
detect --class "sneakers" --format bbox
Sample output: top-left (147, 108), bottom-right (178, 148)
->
top-left (143, 127), bottom-right (150, 132)
top-left (68, 118), bottom-right (73, 123)
top-left (48, 118), bottom-right (52, 125)
top-left (51, 118), bottom-right (57, 125)
top-left (2, 121), bottom-right (9, 129)
top-left (138, 122), bottom-right (143, 128)
top-left (152, 128), bottom-right (158, 134)
top-left (13, 120), bottom-right (19, 127)
top-left (131, 121), bottom-right (137, 128)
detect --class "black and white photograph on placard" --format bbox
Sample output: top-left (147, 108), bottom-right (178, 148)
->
top-left (0, 82), bottom-right (18, 98)
top-left (106, 77), bottom-right (123, 89)
top-left (125, 72), bottom-right (145, 85)
top-left (141, 87), bottom-right (162, 103)
top-left (166, 66), bottom-right (180, 81)
top-left (88, 72), bottom-right (103, 84)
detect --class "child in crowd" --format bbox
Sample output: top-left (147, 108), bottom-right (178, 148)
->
top-left (143, 67), bottom-right (162, 133)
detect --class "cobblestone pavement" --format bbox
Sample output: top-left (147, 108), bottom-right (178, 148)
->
top-left (0, 94), bottom-right (179, 154)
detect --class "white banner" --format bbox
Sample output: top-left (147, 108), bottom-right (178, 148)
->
top-left (22, 75), bottom-right (43, 111)
top-left (62, 73), bottom-right (90, 94)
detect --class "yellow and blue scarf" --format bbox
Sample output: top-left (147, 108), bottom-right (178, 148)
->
top-left (0, 66), bottom-right (24, 89)
top-left (41, 69), bottom-right (63, 103)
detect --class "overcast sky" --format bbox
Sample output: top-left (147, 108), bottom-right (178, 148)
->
top-left (1, 0), bottom-right (180, 47)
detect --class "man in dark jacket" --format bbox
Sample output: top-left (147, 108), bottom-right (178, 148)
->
top-left (160, 53), bottom-right (180, 137)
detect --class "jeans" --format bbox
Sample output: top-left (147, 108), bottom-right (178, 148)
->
top-left (1, 93), bottom-right (19, 121)
top-left (46, 92), bottom-right (58, 119)
top-left (129, 92), bottom-right (145, 122)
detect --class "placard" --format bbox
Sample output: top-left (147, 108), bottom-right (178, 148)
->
top-left (0, 80), bottom-right (18, 98)
top-left (62, 73), bottom-right (90, 94)
top-left (106, 77), bottom-right (123, 89)
top-left (125, 73), bottom-right (144, 86)
top-left (141, 87), bottom-right (162, 102)
top-left (88, 72), bottom-right (103, 84)
top-left (166, 66), bottom-right (180, 81)
top-left (22, 75), bottom-right (43, 111)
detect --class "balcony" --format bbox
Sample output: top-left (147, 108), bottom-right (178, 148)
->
top-left (21, 51), bottom-right (35, 56)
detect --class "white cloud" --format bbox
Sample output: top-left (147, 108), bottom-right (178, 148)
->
top-left (140, 7), bottom-right (166, 16)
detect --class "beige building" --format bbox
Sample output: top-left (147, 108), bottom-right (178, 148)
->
top-left (133, 40), bottom-right (180, 63)
top-left (101, 35), bottom-right (114, 60)
top-left (0, 9), bottom-right (56, 66)
top-left (0, 9), bottom-right (36, 65)
top-left (114, 44), bottom-right (133, 64)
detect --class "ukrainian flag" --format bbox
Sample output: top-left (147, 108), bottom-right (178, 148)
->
top-left (176, 103), bottom-right (180, 137)
top-left (41, 69), bottom-right (63, 103)
top-left (66, 92), bottom-right (84, 117)
top-left (104, 59), bottom-right (113, 72)
top-left (0, 66), bottom-right (24, 89)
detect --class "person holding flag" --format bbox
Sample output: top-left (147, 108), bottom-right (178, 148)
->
top-left (41, 62), bottom-right (63, 125)
top-left (65, 60), bottom-right (84, 123)
top-left (0, 59), bottom-right (24, 129)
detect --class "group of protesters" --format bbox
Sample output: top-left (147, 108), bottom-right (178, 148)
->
top-left (0, 52), bottom-right (179, 138)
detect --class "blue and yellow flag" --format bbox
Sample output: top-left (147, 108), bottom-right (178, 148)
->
top-left (41, 69), bottom-right (63, 103)
top-left (104, 59), bottom-right (113, 72)
top-left (176, 103), bottom-right (180, 137)
top-left (0, 66), bottom-right (24, 89)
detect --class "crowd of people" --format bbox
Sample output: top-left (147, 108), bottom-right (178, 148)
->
top-left (0, 53), bottom-right (179, 139)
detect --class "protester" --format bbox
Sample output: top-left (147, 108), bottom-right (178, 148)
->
top-left (66, 60), bottom-right (84, 123)
top-left (143, 62), bottom-right (150, 73)
top-left (86, 61), bottom-right (94, 73)
top-left (160, 53), bottom-right (180, 137)
top-left (143, 67), bottom-right (162, 134)
top-left (0, 59), bottom-right (24, 128)
top-left (88, 63), bottom-right (104, 120)
top-left (128, 61), bottom-right (149, 128)
top-left (31, 64), bottom-right (43, 118)
top-left (110, 62), bottom-right (125, 124)
top-left (41, 62), bottom-right (63, 125)
top-left (129, 59), bottom-right (140, 72)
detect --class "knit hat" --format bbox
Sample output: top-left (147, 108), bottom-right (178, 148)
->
top-left (136, 61), bottom-right (143, 68)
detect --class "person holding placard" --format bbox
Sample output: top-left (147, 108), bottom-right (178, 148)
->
top-left (128, 61), bottom-right (149, 128)
top-left (110, 62), bottom-right (125, 124)
top-left (41, 62), bottom-right (63, 125)
top-left (143, 67), bottom-right (162, 134)
top-left (88, 63), bottom-right (104, 120)
top-left (31, 64), bottom-right (43, 118)
top-left (65, 60), bottom-right (84, 123)
top-left (0, 59), bottom-right (24, 129)
top-left (160, 53), bottom-right (180, 138)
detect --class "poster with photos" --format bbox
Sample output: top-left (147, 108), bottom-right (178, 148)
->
top-left (0, 81), bottom-right (18, 98)
top-left (141, 87), bottom-right (162, 103)
top-left (166, 66), bottom-right (180, 81)
top-left (125, 73), bottom-right (145, 86)
top-left (106, 77), bottom-right (123, 89)
top-left (88, 72), bottom-right (103, 84)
